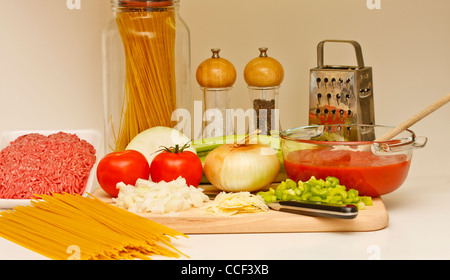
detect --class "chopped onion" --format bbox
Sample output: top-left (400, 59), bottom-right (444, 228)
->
top-left (203, 143), bottom-right (280, 192)
top-left (114, 177), bottom-right (209, 214)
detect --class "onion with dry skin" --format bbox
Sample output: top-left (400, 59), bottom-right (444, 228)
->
top-left (203, 143), bottom-right (280, 192)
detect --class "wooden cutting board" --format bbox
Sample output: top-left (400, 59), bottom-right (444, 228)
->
top-left (92, 186), bottom-right (389, 234)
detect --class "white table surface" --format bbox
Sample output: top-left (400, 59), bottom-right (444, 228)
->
top-left (0, 174), bottom-right (449, 260)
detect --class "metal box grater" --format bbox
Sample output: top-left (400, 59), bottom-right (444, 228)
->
top-left (309, 40), bottom-right (375, 133)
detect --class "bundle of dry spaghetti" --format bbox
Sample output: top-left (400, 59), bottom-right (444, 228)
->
top-left (113, 8), bottom-right (177, 151)
top-left (0, 193), bottom-right (187, 260)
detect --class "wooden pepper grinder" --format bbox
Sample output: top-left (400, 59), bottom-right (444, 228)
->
top-left (196, 48), bottom-right (237, 138)
top-left (244, 47), bottom-right (284, 136)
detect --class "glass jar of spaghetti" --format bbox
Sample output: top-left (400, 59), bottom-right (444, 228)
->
top-left (102, 0), bottom-right (191, 152)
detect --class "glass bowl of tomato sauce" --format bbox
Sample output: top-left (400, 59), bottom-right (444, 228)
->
top-left (280, 124), bottom-right (427, 196)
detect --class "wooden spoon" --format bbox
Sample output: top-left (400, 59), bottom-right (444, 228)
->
top-left (376, 92), bottom-right (450, 141)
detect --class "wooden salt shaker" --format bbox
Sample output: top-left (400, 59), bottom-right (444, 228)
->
top-left (196, 48), bottom-right (237, 138)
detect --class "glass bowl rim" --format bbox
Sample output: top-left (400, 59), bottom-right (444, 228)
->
top-left (279, 124), bottom-right (417, 148)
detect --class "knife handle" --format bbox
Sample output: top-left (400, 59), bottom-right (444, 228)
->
top-left (270, 200), bottom-right (359, 219)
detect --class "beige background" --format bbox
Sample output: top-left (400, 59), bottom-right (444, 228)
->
top-left (0, 0), bottom-right (449, 179)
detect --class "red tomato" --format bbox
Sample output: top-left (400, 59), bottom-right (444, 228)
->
top-left (96, 150), bottom-right (150, 197)
top-left (150, 145), bottom-right (203, 187)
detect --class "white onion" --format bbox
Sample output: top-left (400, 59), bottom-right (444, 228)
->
top-left (114, 177), bottom-right (209, 214)
top-left (125, 126), bottom-right (196, 165)
top-left (203, 143), bottom-right (280, 192)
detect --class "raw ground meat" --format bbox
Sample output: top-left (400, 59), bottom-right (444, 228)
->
top-left (0, 132), bottom-right (96, 199)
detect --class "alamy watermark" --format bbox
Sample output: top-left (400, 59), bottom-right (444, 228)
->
top-left (171, 100), bottom-right (280, 147)
top-left (67, 0), bottom-right (81, 10)
top-left (66, 1), bottom-right (380, 11)
top-left (66, 245), bottom-right (81, 260)
top-left (65, 244), bottom-right (382, 260)
top-left (367, 244), bottom-right (381, 260)
top-left (367, 0), bottom-right (381, 10)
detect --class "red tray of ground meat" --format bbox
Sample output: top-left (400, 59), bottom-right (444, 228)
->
top-left (0, 129), bottom-right (101, 209)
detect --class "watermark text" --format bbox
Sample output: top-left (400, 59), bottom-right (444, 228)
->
top-left (67, 0), bottom-right (81, 10)
top-left (367, 0), bottom-right (381, 10)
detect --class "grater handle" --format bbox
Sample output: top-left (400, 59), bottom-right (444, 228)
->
top-left (317, 40), bottom-right (365, 69)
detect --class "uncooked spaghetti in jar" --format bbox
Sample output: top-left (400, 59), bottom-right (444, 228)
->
top-left (102, 0), bottom-right (191, 152)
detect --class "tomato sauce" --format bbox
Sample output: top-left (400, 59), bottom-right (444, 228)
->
top-left (284, 149), bottom-right (411, 196)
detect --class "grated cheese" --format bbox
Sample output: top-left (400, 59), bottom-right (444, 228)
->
top-left (202, 191), bottom-right (269, 216)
